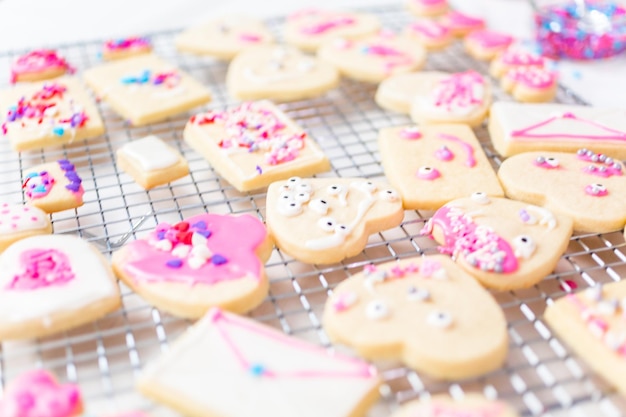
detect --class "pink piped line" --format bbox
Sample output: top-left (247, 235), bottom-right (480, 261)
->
top-left (510, 113), bottom-right (626, 141)
top-left (438, 133), bottom-right (476, 167)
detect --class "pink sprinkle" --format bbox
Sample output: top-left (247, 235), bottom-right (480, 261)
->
top-left (239, 33), bottom-right (262, 42)
top-left (400, 127), bottom-right (422, 139)
top-left (31, 216), bottom-right (39, 221)
top-left (559, 279), bottom-right (578, 291)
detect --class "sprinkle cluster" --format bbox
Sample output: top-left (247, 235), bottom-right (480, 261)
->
top-left (59, 159), bottom-right (83, 193)
top-left (7, 249), bottom-right (75, 290)
top-left (121, 69), bottom-right (181, 88)
top-left (505, 66), bottom-right (556, 89)
top-left (23, 170), bottom-right (55, 199)
top-left (432, 71), bottom-right (485, 111)
top-left (104, 37), bottom-right (151, 52)
top-left (363, 258), bottom-right (444, 283)
top-left (577, 148), bottom-right (623, 177)
top-left (10, 49), bottom-right (75, 83)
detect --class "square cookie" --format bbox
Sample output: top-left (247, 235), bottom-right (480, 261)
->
top-left (0, 77), bottom-right (104, 151)
top-left (23, 159), bottom-right (84, 214)
top-left (184, 101), bottom-right (330, 192)
top-left (117, 135), bottom-right (189, 189)
top-left (83, 54), bottom-right (211, 126)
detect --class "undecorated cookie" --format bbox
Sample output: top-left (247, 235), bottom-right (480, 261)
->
top-left (102, 36), bottom-right (152, 61)
top-left (439, 10), bottom-right (485, 37)
top-left (116, 135), bottom-right (189, 189)
top-left (464, 29), bottom-right (514, 61)
top-left (138, 308), bottom-right (381, 417)
top-left (0, 78), bottom-right (104, 151)
top-left (490, 47), bottom-right (545, 78)
top-left (323, 256), bottom-right (508, 380)
top-left (10, 49), bottom-right (74, 83)
top-left (501, 66), bottom-right (558, 103)
top-left (83, 54), bottom-right (211, 126)
top-left (226, 45), bottom-right (339, 101)
top-left (318, 31), bottom-right (427, 83)
top-left (266, 177), bottom-right (404, 264)
top-left (422, 195), bottom-right (573, 290)
top-left (392, 394), bottom-right (519, 417)
top-left (498, 149), bottom-right (626, 233)
top-left (184, 100), bottom-right (330, 192)
top-left (284, 9), bottom-right (380, 52)
top-left (0, 235), bottom-right (121, 340)
top-left (378, 124), bottom-right (503, 210)
top-left (409, 71), bottom-right (492, 127)
top-left (23, 159), bottom-right (84, 214)
top-left (0, 203), bottom-right (51, 253)
top-left (545, 281), bottom-right (626, 396)
top-left (407, 0), bottom-right (449, 17)
top-left (112, 213), bottom-right (272, 318)
top-left (404, 20), bottom-right (454, 51)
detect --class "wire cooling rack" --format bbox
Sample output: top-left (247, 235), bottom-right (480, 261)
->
top-left (1, 4), bottom-right (626, 417)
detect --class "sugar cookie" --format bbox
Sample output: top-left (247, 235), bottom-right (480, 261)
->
top-left (10, 49), bottom-right (74, 83)
top-left (375, 72), bottom-right (444, 114)
top-left (0, 78), bottom-right (104, 151)
top-left (489, 102), bottom-right (626, 159)
top-left (490, 47), bottom-right (545, 78)
top-left (284, 9), bottom-right (380, 52)
top-left (0, 235), bottom-right (121, 340)
top-left (266, 177), bottom-right (404, 265)
top-left (138, 308), bottom-right (381, 417)
top-left (440, 10), bottom-right (485, 37)
top-left (23, 159), bottom-right (84, 214)
top-left (323, 256), bottom-right (508, 380)
top-left (404, 20), bottom-right (454, 51)
top-left (498, 149), bottom-right (626, 233)
top-left (226, 45), bottom-right (339, 101)
top-left (392, 394), bottom-right (519, 417)
top-left (464, 29), bottom-right (514, 61)
top-left (0, 203), bottom-right (51, 253)
top-left (501, 66), bottom-right (558, 103)
top-left (184, 100), bottom-right (330, 192)
top-left (116, 135), bottom-right (189, 189)
top-left (83, 54), bottom-right (211, 126)
top-left (317, 31), bottom-right (427, 83)
top-left (102, 36), bottom-right (152, 61)
top-left (378, 124), bottom-right (503, 210)
top-left (112, 213), bottom-right (272, 318)
top-left (422, 195), bottom-right (573, 290)
top-left (176, 15), bottom-right (274, 60)
top-left (407, 0), bottom-right (449, 17)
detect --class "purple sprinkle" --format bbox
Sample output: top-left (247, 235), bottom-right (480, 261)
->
top-left (65, 172), bottom-right (81, 183)
top-left (65, 183), bottom-right (81, 192)
top-left (519, 209), bottom-right (531, 222)
top-left (198, 230), bottom-right (212, 238)
top-left (166, 259), bottom-right (183, 268)
top-left (211, 254), bottom-right (228, 265)
top-left (156, 231), bottom-right (166, 240)
top-left (256, 165), bottom-right (263, 175)
top-left (191, 221), bottom-right (208, 230)
top-left (57, 159), bottom-right (70, 165)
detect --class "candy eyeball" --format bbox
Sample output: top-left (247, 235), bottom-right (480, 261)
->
top-left (355, 181), bottom-right (377, 193)
top-left (309, 198), bottom-right (329, 215)
top-left (279, 191), bottom-right (294, 202)
top-left (470, 191), bottom-right (490, 205)
top-left (379, 189), bottom-right (399, 202)
top-left (546, 157), bottom-right (559, 167)
top-left (278, 201), bottom-right (302, 217)
top-left (334, 224), bottom-right (350, 236)
top-left (407, 286), bottom-right (431, 302)
top-left (513, 235), bottom-right (536, 259)
top-left (295, 192), bottom-right (311, 203)
top-left (327, 184), bottom-right (344, 195)
top-left (296, 181), bottom-right (312, 194)
top-left (366, 300), bottom-right (390, 320)
top-left (285, 176), bottom-right (302, 190)
top-left (318, 217), bottom-right (337, 232)
top-left (426, 311), bottom-right (453, 329)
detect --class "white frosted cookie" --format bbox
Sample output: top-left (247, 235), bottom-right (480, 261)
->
top-left (284, 9), bottom-right (380, 52)
top-left (375, 72), bottom-right (444, 114)
top-left (266, 177), bottom-right (404, 265)
top-left (409, 71), bottom-right (492, 127)
top-left (138, 308), bottom-right (381, 417)
top-left (0, 77), bottom-right (104, 151)
top-left (83, 54), bottom-right (211, 126)
top-left (545, 281), bottom-right (626, 396)
top-left (490, 47), bottom-right (545, 78)
top-left (392, 394), bottom-right (519, 417)
top-left (317, 31), bottom-right (427, 83)
top-left (184, 100), bottom-right (330, 192)
top-left (378, 124), bottom-right (503, 210)
top-left (439, 10), bottom-right (486, 37)
top-left (489, 102), bottom-right (626, 159)
top-left (407, 0), bottom-right (449, 17)
top-left (112, 213), bottom-right (272, 318)
top-left (501, 66), bottom-right (558, 103)
top-left (175, 15), bottom-right (274, 60)
top-left (102, 36), bottom-right (152, 61)
top-left (0, 235), bottom-right (121, 340)
top-left (422, 195), bottom-right (573, 290)
top-left (498, 149), bottom-right (626, 233)
top-left (226, 45), bottom-right (339, 101)
top-left (116, 135), bottom-right (189, 189)
top-left (10, 49), bottom-right (74, 83)
top-left (404, 20), bottom-right (454, 51)
top-left (0, 203), bottom-right (51, 253)
top-left (323, 256), bottom-right (508, 380)
top-left (464, 29), bottom-right (514, 61)
top-left (23, 160), bottom-right (84, 214)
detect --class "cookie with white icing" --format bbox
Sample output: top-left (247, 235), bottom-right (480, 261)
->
top-left (378, 124), bottom-right (504, 210)
top-left (422, 195), bottom-right (573, 290)
top-left (464, 29), bottom-right (514, 61)
top-left (498, 149), bottom-right (626, 233)
top-left (83, 54), bottom-right (211, 126)
top-left (0, 235), bottom-right (121, 340)
top-left (226, 45), bottom-right (339, 102)
top-left (112, 213), bottom-right (272, 318)
top-left (0, 77), bottom-right (104, 151)
top-left (545, 281), bottom-right (626, 396)
top-left (501, 66), bottom-right (558, 103)
top-left (138, 308), bottom-right (381, 417)
top-left (0, 203), bottom-right (51, 253)
top-left (490, 47), bottom-right (545, 79)
top-left (392, 394), bottom-right (519, 417)
top-left (375, 71), bottom-right (447, 114)
top-left (409, 71), bottom-right (492, 127)
top-left (323, 256), bottom-right (508, 380)
top-left (404, 20), bottom-right (454, 51)
top-left (23, 160), bottom-right (84, 214)
top-left (317, 31), bottom-right (427, 83)
top-left (175, 15), bottom-right (274, 60)
top-left (284, 9), bottom-right (380, 52)
top-left (407, 0), bottom-right (449, 17)
top-left (184, 100), bottom-right (330, 192)
top-left (116, 135), bottom-right (189, 190)
top-left (266, 177), bottom-right (404, 265)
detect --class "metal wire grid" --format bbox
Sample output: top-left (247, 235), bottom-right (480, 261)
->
top-left (0, 4), bottom-right (625, 416)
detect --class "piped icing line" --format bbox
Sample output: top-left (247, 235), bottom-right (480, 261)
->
top-left (408, 20), bottom-right (451, 40)
top-left (104, 37), bottom-right (151, 53)
top-left (437, 133), bottom-right (476, 167)
top-left (505, 66), bottom-right (556, 89)
top-left (431, 71), bottom-right (486, 116)
top-left (466, 29), bottom-right (513, 49)
top-left (299, 16), bottom-right (356, 35)
top-left (10, 50), bottom-right (75, 83)
top-left (510, 112), bottom-right (626, 141)
top-left (358, 36), bottom-right (414, 74)
top-left (6, 248), bottom-right (75, 290)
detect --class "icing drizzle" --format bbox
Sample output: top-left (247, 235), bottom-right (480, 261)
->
top-left (10, 49), bottom-right (74, 83)
top-left (430, 71), bottom-right (486, 116)
top-left (438, 133), bottom-right (476, 167)
top-left (510, 112), bottom-right (626, 141)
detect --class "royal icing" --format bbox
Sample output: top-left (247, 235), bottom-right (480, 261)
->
top-left (442, 10), bottom-right (485, 31)
top-left (104, 37), bottom-right (151, 54)
top-left (434, 145), bottom-right (454, 161)
top-left (400, 126), bottom-right (422, 139)
top-left (427, 71), bottom-right (486, 117)
top-left (120, 135), bottom-right (179, 171)
top-left (0, 203), bottom-right (48, 234)
top-left (408, 20), bottom-right (451, 41)
top-left (466, 29), bottom-right (513, 49)
top-left (23, 159), bottom-right (83, 200)
top-left (10, 50), bottom-right (74, 83)
top-left (578, 148), bottom-right (623, 177)
top-left (500, 48), bottom-right (544, 67)
top-left (505, 66), bottom-right (556, 89)
top-left (417, 166), bottom-right (441, 180)
top-left (438, 133), bottom-right (476, 167)
top-left (289, 10), bottom-right (356, 35)
top-left (510, 111), bottom-right (626, 141)
top-left (585, 183), bottom-right (608, 197)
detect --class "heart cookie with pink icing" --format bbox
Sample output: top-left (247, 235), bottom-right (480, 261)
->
top-left (0, 203), bottom-right (51, 253)
top-left (10, 49), bottom-right (75, 83)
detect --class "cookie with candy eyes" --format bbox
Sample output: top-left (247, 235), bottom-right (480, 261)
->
top-left (323, 256), bottom-right (508, 380)
top-left (226, 45), bottom-right (340, 102)
top-left (375, 71), bottom-right (448, 114)
top-left (422, 195), bottom-right (573, 290)
top-left (498, 150), bottom-right (626, 233)
top-left (392, 394), bottom-right (519, 417)
top-left (112, 213), bottom-right (273, 318)
top-left (266, 177), bottom-right (404, 265)
top-left (284, 9), bottom-right (380, 53)
top-left (378, 124), bottom-right (503, 210)
top-left (501, 66), bottom-right (558, 103)
top-left (23, 159), bottom-right (84, 214)
top-left (0, 203), bottom-right (51, 253)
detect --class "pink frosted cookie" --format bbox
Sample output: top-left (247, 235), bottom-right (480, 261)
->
top-left (23, 159), bottom-right (84, 214)
top-left (0, 369), bottom-right (83, 417)
top-left (392, 394), bottom-right (519, 417)
top-left (490, 47), bottom-right (545, 78)
top-left (464, 29), bottom-right (514, 61)
top-left (440, 10), bottom-right (485, 37)
top-left (138, 308), bottom-right (381, 417)
top-left (404, 20), bottom-right (454, 51)
top-left (501, 66), bottom-right (558, 103)
top-left (407, 0), bottom-right (449, 17)
top-left (112, 213), bottom-right (273, 318)
top-left (102, 36), bottom-right (152, 61)
top-left (0, 203), bottom-right (51, 253)
top-left (10, 49), bottom-right (74, 84)
top-left (284, 9), bottom-right (380, 52)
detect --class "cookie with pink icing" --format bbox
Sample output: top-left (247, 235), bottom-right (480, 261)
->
top-left (10, 49), bottom-right (75, 84)
top-left (422, 195), bottom-right (573, 290)
top-left (501, 66), bottom-right (558, 103)
top-left (407, 0), bottom-right (449, 17)
top-left (498, 149), bottom-right (626, 233)
top-left (323, 256), bottom-right (508, 380)
top-left (464, 29), bottom-right (514, 61)
top-left (284, 9), bottom-right (380, 52)
top-left (0, 369), bottom-right (83, 417)
top-left (23, 159), bottom-right (84, 214)
top-left (102, 36), bottom-right (152, 61)
top-left (404, 20), bottom-right (454, 51)
top-left (490, 47), bottom-right (545, 78)
top-left (392, 394), bottom-right (519, 417)
top-left (0, 203), bottom-right (51, 253)
top-left (112, 213), bottom-right (273, 318)
top-left (439, 10), bottom-right (485, 37)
